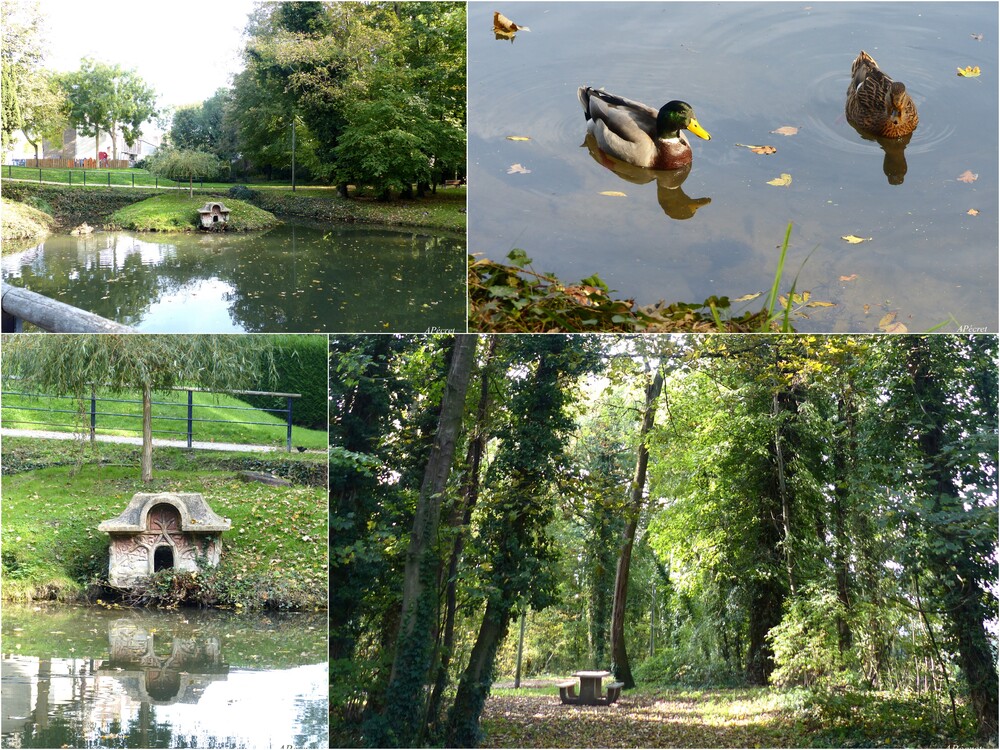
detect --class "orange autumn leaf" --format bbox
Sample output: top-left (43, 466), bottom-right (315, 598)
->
top-left (957, 170), bottom-right (979, 183)
top-left (771, 126), bottom-right (799, 136)
top-left (507, 163), bottom-right (531, 174)
top-left (967, 208), bottom-right (980, 216)
top-left (736, 143), bottom-right (777, 155)
top-left (494, 11), bottom-right (529, 32)
top-left (957, 65), bottom-right (981, 77)
top-left (840, 274), bottom-right (859, 282)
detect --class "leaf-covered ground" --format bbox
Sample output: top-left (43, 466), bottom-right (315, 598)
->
top-left (481, 688), bottom-right (799, 748)
top-left (480, 685), bottom-right (980, 748)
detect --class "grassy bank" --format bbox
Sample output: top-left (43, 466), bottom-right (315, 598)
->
top-left (1, 439), bottom-right (328, 609)
top-left (1, 180), bottom-right (466, 234)
top-left (108, 193), bottom-right (280, 231)
top-left (2, 388), bottom-right (327, 450)
top-left (1, 196), bottom-right (56, 241)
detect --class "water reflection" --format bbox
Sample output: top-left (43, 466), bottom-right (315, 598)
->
top-left (1, 221), bottom-right (465, 333)
top-left (1, 604), bottom-right (327, 748)
top-left (849, 125), bottom-right (913, 185)
top-left (583, 133), bottom-right (712, 219)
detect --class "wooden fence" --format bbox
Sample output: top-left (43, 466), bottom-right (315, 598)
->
top-left (21, 158), bottom-right (132, 169)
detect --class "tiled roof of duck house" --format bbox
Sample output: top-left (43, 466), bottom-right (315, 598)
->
top-left (99, 492), bottom-right (231, 587)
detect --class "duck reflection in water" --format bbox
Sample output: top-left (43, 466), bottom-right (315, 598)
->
top-left (849, 124), bottom-right (913, 185)
top-left (582, 132), bottom-right (712, 220)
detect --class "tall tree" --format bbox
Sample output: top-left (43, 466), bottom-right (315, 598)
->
top-left (377, 334), bottom-right (477, 748)
top-left (18, 68), bottom-right (67, 161)
top-left (610, 354), bottom-right (665, 689)
top-left (1, 0), bottom-right (44, 154)
top-left (2, 335), bottom-right (276, 483)
top-left (61, 59), bottom-right (157, 163)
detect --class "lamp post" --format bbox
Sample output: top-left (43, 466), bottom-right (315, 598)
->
top-left (291, 119), bottom-right (296, 192)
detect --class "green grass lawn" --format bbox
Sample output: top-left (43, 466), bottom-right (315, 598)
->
top-left (1, 461), bottom-right (328, 607)
top-left (108, 193), bottom-right (280, 231)
top-left (1, 387), bottom-right (327, 450)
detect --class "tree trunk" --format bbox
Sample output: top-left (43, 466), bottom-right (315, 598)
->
top-left (771, 391), bottom-right (797, 597)
top-left (141, 384), bottom-right (153, 483)
top-left (428, 337), bottom-right (496, 727)
top-left (610, 368), bottom-right (663, 690)
top-left (446, 599), bottom-right (512, 748)
top-left (381, 334), bottom-right (477, 747)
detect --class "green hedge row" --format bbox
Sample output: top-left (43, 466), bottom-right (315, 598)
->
top-left (0, 183), bottom-right (161, 226)
top-left (239, 335), bottom-right (328, 430)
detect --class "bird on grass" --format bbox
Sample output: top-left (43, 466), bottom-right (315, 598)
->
top-left (846, 50), bottom-right (918, 138)
top-left (578, 87), bottom-right (711, 170)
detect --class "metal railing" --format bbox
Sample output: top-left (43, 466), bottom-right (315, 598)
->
top-left (1, 283), bottom-right (134, 333)
top-left (1, 384), bottom-right (301, 452)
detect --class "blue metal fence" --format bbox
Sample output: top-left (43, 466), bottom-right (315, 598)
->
top-left (1, 385), bottom-right (300, 452)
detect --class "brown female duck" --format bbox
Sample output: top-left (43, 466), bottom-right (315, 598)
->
top-left (846, 51), bottom-right (918, 138)
top-left (578, 87), bottom-right (711, 169)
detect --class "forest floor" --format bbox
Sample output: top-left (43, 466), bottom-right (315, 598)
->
top-left (480, 684), bottom-right (980, 748)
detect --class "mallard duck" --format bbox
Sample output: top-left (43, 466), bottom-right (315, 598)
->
top-left (578, 87), bottom-right (711, 169)
top-left (846, 51), bottom-right (918, 138)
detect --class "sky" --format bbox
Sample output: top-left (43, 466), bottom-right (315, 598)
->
top-left (38, 0), bottom-right (259, 114)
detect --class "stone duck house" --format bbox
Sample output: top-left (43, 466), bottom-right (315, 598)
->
top-left (99, 492), bottom-right (231, 587)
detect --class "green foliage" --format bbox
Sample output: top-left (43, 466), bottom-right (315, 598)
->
top-left (769, 589), bottom-right (855, 688)
top-left (634, 648), bottom-right (743, 688)
top-left (239, 334), bottom-right (328, 428)
top-left (60, 58), bottom-right (157, 160)
top-left (147, 148), bottom-right (222, 195)
top-left (469, 250), bottom-right (779, 333)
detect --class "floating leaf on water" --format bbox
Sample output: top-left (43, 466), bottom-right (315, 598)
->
top-left (494, 11), bottom-right (530, 32)
top-left (841, 235), bottom-right (869, 244)
top-left (770, 126), bottom-right (799, 136)
top-left (732, 292), bottom-right (763, 303)
top-left (957, 170), bottom-right (979, 183)
top-left (506, 136), bottom-right (531, 141)
top-left (967, 208), bottom-right (980, 216)
top-left (971, 33), bottom-right (984, 41)
top-left (957, 65), bottom-right (981, 77)
top-left (840, 274), bottom-right (859, 282)
top-left (735, 143), bottom-right (777, 155)
top-left (599, 191), bottom-right (627, 197)
top-left (878, 312), bottom-right (897, 329)
top-left (766, 173), bottom-right (792, 186)
top-left (884, 321), bottom-right (908, 333)
top-left (507, 163), bottom-right (531, 174)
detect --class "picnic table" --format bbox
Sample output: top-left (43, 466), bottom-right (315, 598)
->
top-left (557, 670), bottom-right (623, 706)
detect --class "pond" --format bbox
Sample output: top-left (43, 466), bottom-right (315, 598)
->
top-left (0, 604), bottom-right (327, 749)
top-left (468, 2), bottom-right (998, 332)
top-left (1, 221), bottom-right (465, 333)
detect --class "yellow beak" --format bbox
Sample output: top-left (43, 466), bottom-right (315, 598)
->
top-left (687, 117), bottom-right (711, 141)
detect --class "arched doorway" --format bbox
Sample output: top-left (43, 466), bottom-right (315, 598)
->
top-left (153, 545), bottom-right (174, 572)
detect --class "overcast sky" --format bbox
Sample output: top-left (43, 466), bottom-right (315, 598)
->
top-left (40, 0), bottom-right (259, 113)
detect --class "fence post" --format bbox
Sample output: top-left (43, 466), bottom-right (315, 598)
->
top-left (38, 168), bottom-right (42, 183)
top-left (90, 386), bottom-right (97, 442)
top-left (286, 397), bottom-right (294, 452)
top-left (107, 172), bottom-right (110, 187)
top-left (84, 170), bottom-right (87, 186)
top-left (132, 173), bottom-right (135, 188)
top-left (187, 389), bottom-right (194, 449)
top-left (68, 170), bottom-right (72, 186)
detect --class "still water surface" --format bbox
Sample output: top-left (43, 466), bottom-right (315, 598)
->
top-left (1, 604), bottom-right (327, 748)
top-left (469, 2), bottom-right (998, 332)
top-left (1, 221), bottom-right (465, 332)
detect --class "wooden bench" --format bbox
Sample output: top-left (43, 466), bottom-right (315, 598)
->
top-left (444, 179), bottom-right (465, 188)
top-left (557, 680), bottom-right (578, 702)
top-left (605, 681), bottom-right (624, 704)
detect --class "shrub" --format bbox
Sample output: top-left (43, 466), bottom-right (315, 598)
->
top-left (768, 588), bottom-right (855, 688)
top-left (228, 184), bottom-right (258, 201)
top-left (240, 335), bottom-right (328, 429)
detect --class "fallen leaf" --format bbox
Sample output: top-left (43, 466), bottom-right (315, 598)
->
top-left (957, 65), bottom-right (981, 77)
top-left (840, 274), bottom-right (859, 282)
top-left (733, 292), bottom-right (763, 303)
top-left (599, 191), bottom-right (627, 197)
top-left (863, 303), bottom-right (871, 315)
top-left (507, 163), bottom-right (531, 174)
top-left (771, 126), bottom-right (799, 136)
top-left (506, 135), bottom-right (532, 141)
top-left (878, 312), bottom-right (897, 329)
top-left (957, 170), bottom-right (979, 183)
top-left (967, 208), bottom-right (980, 216)
top-left (841, 235), bottom-right (869, 244)
top-left (494, 11), bottom-right (529, 32)
top-left (971, 33), bottom-right (984, 41)
top-left (735, 143), bottom-right (777, 155)
top-left (767, 173), bottom-right (792, 186)
top-left (884, 321), bottom-right (909, 333)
